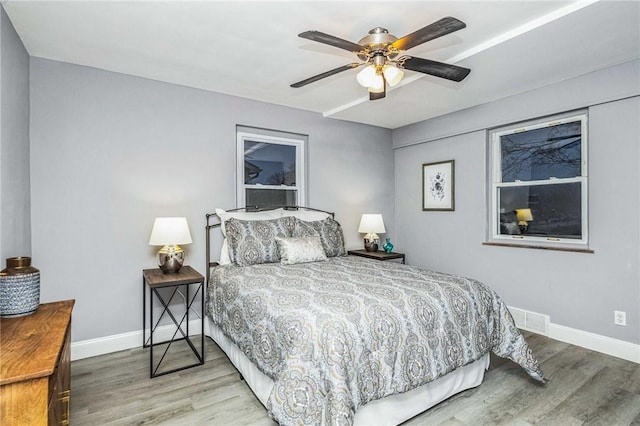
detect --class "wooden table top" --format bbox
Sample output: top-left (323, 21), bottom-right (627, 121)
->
top-left (143, 265), bottom-right (203, 288)
top-left (0, 300), bottom-right (74, 385)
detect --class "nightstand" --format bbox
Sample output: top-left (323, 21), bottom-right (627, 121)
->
top-left (142, 265), bottom-right (204, 378)
top-left (348, 249), bottom-right (406, 264)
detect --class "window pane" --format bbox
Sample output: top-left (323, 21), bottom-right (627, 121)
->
top-left (244, 141), bottom-right (296, 186)
top-left (246, 189), bottom-right (297, 208)
top-left (498, 182), bottom-right (582, 239)
top-left (500, 121), bottom-right (582, 182)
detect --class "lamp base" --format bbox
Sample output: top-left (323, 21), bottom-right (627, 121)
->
top-left (158, 245), bottom-right (185, 274)
top-left (364, 233), bottom-right (380, 252)
top-left (518, 221), bottom-right (529, 234)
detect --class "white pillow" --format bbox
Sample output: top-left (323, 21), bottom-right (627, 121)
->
top-left (281, 209), bottom-right (330, 222)
top-left (276, 236), bottom-right (327, 265)
top-left (219, 239), bottom-right (231, 265)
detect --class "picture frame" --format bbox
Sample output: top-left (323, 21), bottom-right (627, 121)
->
top-left (422, 160), bottom-right (455, 211)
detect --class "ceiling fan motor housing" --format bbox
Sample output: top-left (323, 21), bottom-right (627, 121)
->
top-left (357, 27), bottom-right (399, 61)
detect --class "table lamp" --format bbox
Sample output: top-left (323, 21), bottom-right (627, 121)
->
top-left (148, 217), bottom-right (193, 273)
top-left (515, 208), bottom-right (533, 234)
top-left (358, 214), bottom-right (386, 252)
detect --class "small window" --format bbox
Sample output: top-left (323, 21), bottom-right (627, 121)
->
top-left (236, 129), bottom-right (306, 208)
top-left (489, 112), bottom-right (588, 247)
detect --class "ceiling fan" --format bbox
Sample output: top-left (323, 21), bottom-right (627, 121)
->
top-left (291, 17), bottom-right (471, 100)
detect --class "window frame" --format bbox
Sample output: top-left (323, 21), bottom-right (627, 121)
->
top-left (236, 130), bottom-right (306, 208)
top-left (488, 111), bottom-right (589, 248)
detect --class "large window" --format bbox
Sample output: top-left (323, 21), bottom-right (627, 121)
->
top-left (236, 129), bottom-right (306, 208)
top-left (489, 112), bottom-right (588, 247)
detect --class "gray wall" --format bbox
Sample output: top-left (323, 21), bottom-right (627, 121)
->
top-left (29, 58), bottom-right (394, 341)
top-left (393, 60), bottom-right (640, 344)
top-left (0, 8), bottom-right (31, 261)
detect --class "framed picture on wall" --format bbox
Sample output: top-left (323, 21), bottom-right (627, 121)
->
top-left (422, 160), bottom-right (455, 211)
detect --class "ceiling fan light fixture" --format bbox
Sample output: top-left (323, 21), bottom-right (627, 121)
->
top-left (368, 75), bottom-right (385, 93)
top-left (383, 65), bottom-right (404, 87)
top-left (370, 73), bottom-right (384, 91)
top-left (356, 65), bottom-right (378, 88)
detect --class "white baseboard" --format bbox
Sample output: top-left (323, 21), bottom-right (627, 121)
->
top-left (72, 316), bottom-right (639, 365)
top-left (508, 305), bottom-right (639, 364)
top-left (71, 319), bottom-right (202, 361)
top-left (548, 323), bottom-right (640, 364)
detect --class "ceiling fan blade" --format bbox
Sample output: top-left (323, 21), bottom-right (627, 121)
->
top-left (391, 17), bottom-right (466, 51)
top-left (298, 31), bottom-right (364, 53)
top-left (291, 63), bottom-right (361, 88)
top-left (369, 75), bottom-right (386, 101)
top-left (398, 56), bottom-right (470, 82)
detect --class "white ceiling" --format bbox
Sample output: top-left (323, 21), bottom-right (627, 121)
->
top-left (3, 1), bottom-right (639, 129)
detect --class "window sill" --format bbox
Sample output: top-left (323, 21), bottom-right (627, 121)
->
top-left (482, 242), bottom-right (594, 254)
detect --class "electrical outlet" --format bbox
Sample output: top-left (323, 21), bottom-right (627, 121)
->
top-left (614, 311), bottom-right (627, 326)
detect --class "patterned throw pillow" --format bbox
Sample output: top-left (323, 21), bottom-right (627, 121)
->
top-left (215, 208), bottom-right (284, 265)
top-left (293, 217), bottom-right (346, 257)
top-left (225, 216), bottom-right (296, 266)
top-left (281, 209), bottom-right (331, 222)
top-left (276, 236), bottom-right (327, 265)
top-left (215, 208), bottom-right (284, 237)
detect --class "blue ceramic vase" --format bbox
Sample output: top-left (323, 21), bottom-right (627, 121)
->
top-left (383, 238), bottom-right (394, 254)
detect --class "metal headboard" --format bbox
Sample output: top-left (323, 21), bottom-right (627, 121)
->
top-left (205, 206), bottom-right (335, 284)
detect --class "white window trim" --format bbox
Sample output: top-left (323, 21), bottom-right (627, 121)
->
top-left (236, 131), bottom-right (306, 208)
top-left (489, 112), bottom-right (589, 248)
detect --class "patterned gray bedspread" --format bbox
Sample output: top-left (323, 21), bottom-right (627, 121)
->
top-left (207, 256), bottom-right (545, 425)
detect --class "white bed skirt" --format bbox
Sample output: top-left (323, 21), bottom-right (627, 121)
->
top-left (206, 318), bottom-right (489, 426)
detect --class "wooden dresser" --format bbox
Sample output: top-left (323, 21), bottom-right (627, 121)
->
top-left (0, 300), bottom-right (74, 425)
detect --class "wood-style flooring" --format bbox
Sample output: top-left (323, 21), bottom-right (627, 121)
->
top-left (70, 331), bottom-right (640, 425)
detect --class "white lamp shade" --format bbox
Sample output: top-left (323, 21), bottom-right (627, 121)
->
top-left (358, 214), bottom-right (386, 233)
top-left (383, 65), bottom-right (404, 87)
top-left (367, 75), bottom-right (385, 93)
top-left (357, 65), bottom-right (380, 88)
top-left (148, 217), bottom-right (193, 246)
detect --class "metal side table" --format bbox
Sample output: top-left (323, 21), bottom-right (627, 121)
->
top-left (142, 265), bottom-right (204, 378)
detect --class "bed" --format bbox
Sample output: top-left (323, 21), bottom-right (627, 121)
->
top-left (204, 207), bottom-right (545, 426)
